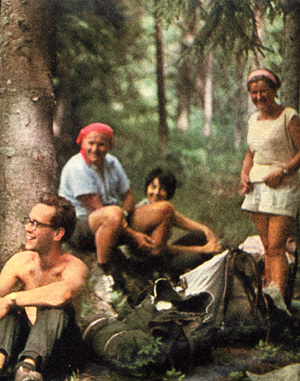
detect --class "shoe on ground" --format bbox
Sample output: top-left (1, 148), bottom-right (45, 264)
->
top-left (263, 282), bottom-right (292, 316)
top-left (94, 274), bottom-right (115, 303)
top-left (14, 361), bottom-right (43, 381)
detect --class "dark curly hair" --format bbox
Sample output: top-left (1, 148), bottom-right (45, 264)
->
top-left (144, 168), bottom-right (177, 200)
top-left (39, 193), bottom-right (76, 242)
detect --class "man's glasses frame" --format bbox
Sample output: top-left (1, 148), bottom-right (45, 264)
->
top-left (23, 217), bottom-right (53, 231)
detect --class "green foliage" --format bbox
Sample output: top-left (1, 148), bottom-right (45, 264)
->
top-left (228, 371), bottom-right (247, 381)
top-left (155, 0), bottom-right (274, 56)
top-left (55, 0), bottom-right (151, 137)
top-left (114, 336), bottom-right (163, 378)
top-left (110, 290), bottom-right (127, 309)
top-left (54, 0), bottom-right (290, 252)
top-left (154, 0), bottom-right (192, 24)
top-left (65, 370), bottom-right (80, 381)
top-left (163, 368), bottom-right (186, 380)
top-left (255, 340), bottom-right (282, 360)
top-left (80, 301), bottom-right (96, 318)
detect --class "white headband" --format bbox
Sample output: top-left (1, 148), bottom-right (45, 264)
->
top-left (247, 69), bottom-right (278, 88)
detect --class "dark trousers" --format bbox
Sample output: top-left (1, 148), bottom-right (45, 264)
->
top-left (169, 231), bottom-right (213, 279)
top-left (0, 305), bottom-right (84, 378)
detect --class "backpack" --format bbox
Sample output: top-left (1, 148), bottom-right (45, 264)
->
top-left (83, 248), bottom-right (298, 375)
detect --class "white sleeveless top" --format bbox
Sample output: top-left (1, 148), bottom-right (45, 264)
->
top-left (247, 107), bottom-right (299, 185)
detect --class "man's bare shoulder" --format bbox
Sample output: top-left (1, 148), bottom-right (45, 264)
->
top-left (6, 251), bottom-right (39, 267)
top-left (62, 252), bottom-right (87, 266)
top-left (0, 251), bottom-right (40, 286)
top-left (61, 252), bottom-right (89, 276)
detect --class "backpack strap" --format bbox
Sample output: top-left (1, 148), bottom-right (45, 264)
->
top-left (222, 249), bottom-right (271, 331)
top-left (222, 249), bottom-right (237, 327)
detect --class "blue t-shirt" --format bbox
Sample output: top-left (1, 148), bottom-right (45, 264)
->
top-left (59, 153), bottom-right (130, 217)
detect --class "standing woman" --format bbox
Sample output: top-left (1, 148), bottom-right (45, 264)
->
top-left (241, 69), bottom-right (300, 308)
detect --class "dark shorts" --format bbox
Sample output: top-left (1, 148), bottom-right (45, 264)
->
top-left (68, 216), bottom-right (96, 251)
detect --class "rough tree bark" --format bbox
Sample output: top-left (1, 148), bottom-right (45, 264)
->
top-left (281, 3), bottom-right (300, 111)
top-left (0, 0), bottom-right (57, 265)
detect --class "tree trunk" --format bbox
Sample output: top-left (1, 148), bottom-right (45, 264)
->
top-left (203, 52), bottom-right (213, 136)
top-left (281, 2), bottom-right (300, 248)
top-left (195, 58), bottom-right (205, 110)
top-left (255, 0), bottom-right (265, 68)
top-left (247, 1), bottom-right (266, 118)
top-left (0, 0), bottom-right (57, 265)
top-left (282, 5), bottom-right (300, 111)
top-left (175, 25), bottom-right (196, 132)
top-left (234, 52), bottom-right (245, 147)
top-left (154, 11), bottom-right (168, 154)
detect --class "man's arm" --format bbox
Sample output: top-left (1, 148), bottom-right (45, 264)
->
top-left (10, 257), bottom-right (88, 308)
top-left (0, 254), bottom-right (23, 319)
top-left (0, 254), bottom-right (88, 319)
top-left (0, 253), bottom-right (23, 297)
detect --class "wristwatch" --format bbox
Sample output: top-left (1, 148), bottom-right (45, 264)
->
top-left (282, 167), bottom-right (290, 175)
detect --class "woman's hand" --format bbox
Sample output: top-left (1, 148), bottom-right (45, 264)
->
top-left (202, 240), bottom-right (223, 254)
top-left (240, 171), bottom-right (253, 194)
top-left (131, 231), bottom-right (153, 252)
top-left (263, 167), bottom-right (284, 188)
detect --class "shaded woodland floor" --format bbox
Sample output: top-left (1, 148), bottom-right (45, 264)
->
top-left (73, 249), bottom-right (300, 381)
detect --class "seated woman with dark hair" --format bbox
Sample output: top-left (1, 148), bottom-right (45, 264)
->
top-left (131, 168), bottom-right (222, 277)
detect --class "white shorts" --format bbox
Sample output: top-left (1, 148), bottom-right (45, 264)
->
top-left (241, 182), bottom-right (300, 218)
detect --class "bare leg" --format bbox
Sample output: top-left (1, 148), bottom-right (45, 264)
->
top-left (252, 213), bottom-right (271, 285)
top-left (168, 241), bottom-right (222, 256)
top-left (130, 201), bottom-right (175, 256)
top-left (267, 215), bottom-right (293, 298)
top-left (252, 212), bottom-right (293, 298)
top-left (89, 206), bottom-right (123, 264)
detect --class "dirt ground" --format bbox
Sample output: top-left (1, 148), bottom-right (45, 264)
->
top-left (74, 250), bottom-right (300, 381)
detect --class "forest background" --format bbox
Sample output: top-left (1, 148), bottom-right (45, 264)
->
top-left (1, 0), bottom-right (300, 263)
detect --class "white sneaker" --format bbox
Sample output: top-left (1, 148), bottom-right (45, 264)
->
top-left (94, 274), bottom-right (115, 303)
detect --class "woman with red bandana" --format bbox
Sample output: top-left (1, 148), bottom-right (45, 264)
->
top-left (240, 69), bottom-right (300, 311)
top-left (59, 123), bottom-right (174, 283)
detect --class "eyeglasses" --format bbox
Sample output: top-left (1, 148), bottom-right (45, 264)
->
top-left (23, 217), bottom-right (53, 231)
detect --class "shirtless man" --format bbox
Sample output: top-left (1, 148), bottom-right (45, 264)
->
top-left (0, 193), bottom-right (88, 381)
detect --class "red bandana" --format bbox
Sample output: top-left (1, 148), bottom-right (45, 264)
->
top-left (76, 123), bottom-right (114, 165)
